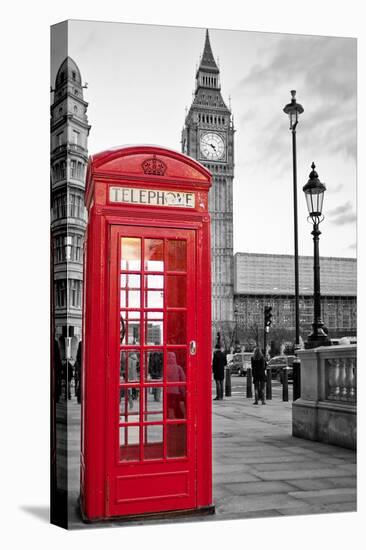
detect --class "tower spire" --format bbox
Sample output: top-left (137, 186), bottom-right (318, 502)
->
top-left (199, 29), bottom-right (219, 73)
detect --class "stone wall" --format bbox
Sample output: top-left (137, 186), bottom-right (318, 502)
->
top-left (292, 345), bottom-right (356, 450)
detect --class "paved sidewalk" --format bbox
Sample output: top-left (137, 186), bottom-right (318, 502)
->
top-left (66, 389), bottom-right (356, 528)
top-left (211, 394), bottom-right (356, 520)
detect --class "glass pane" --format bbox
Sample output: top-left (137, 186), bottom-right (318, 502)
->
top-left (166, 351), bottom-right (187, 381)
top-left (128, 321), bottom-right (140, 345)
top-left (166, 275), bottom-right (186, 307)
top-left (167, 386), bottom-right (186, 419)
top-left (167, 311), bottom-right (186, 344)
top-left (145, 239), bottom-right (164, 271)
top-left (145, 320), bottom-right (163, 345)
top-left (120, 313), bottom-right (127, 344)
top-left (120, 350), bottom-right (127, 381)
top-left (120, 274), bottom-right (127, 288)
top-left (147, 311), bottom-right (163, 320)
top-left (127, 351), bottom-right (140, 381)
top-left (146, 275), bottom-right (164, 289)
top-left (127, 274), bottom-right (140, 288)
top-left (128, 290), bottom-right (140, 308)
top-left (167, 240), bottom-right (186, 271)
top-left (120, 313), bottom-right (141, 345)
top-left (120, 290), bottom-right (126, 308)
top-left (119, 387), bottom-right (140, 422)
top-left (144, 387), bottom-right (163, 420)
top-left (121, 237), bottom-right (141, 270)
top-left (167, 424), bottom-right (187, 458)
top-left (146, 290), bottom-right (164, 308)
top-left (120, 426), bottom-right (140, 462)
top-left (128, 311), bottom-right (140, 320)
top-left (120, 351), bottom-right (140, 381)
top-left (145, 350), bottom-right (163, 381)
top-left (143, 425), bottom-right (163, 460)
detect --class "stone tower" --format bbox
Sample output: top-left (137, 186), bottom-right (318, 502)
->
top-left (182, 30), bottom-right (234, 345)
top-left (50, 57), bottom-right (90, 360)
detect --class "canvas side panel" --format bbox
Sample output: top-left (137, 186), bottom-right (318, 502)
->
top-left (50, 19), bottom-right (69, 530)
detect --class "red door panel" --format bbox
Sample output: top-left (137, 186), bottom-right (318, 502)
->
top-left (106, 225), bottom-right (197, 517)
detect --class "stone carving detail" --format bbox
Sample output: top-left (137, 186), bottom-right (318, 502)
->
top-left (326, 356), bottom-right (356, 403)
top-left (141, 157), bottom-right (167, 176)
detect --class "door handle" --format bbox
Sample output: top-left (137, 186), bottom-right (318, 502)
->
top-left (190, 340), bottom-right (196, 355)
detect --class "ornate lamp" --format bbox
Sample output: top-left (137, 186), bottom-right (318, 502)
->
top-left (303, 162), bottom-right (330, 348)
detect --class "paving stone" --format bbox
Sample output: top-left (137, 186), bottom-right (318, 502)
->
top-left (215, 493), bottom-right (308, 514)
top-left (289, 488), bottom-right (357, 505)
top-left (254, 468), bottom-right (352, 481)
top-left (319, 501), bottom-right (357, 513)
top-left (215, 472), bottom-right (262, 483)
top-left (251, 461), bottom-right (329, 472)
top-left (285, 478), bottom-right (347, 491)
top-left (222, 480), bottom-right (295, 496)
top-left (326, 476), bottom-right (357, 488)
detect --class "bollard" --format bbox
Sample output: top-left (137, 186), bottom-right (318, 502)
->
top-left (246, 366), bottom-right (253, 399)
top-left (225, 366), bottom-right (232, 397)
top-left (292, 358), bottom-right (301, 401)
top-left (266, 366), bottom-right (272, 400)
top-left (282, 366), bottom-right (289, 402)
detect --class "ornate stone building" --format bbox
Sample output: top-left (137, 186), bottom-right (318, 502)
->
top-left (51, 57), bottom-right (90, 361)
top-left (182, 30), bottom-right (235, 344)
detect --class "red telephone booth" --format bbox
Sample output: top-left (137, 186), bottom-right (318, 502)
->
top-left (80, 145), bottom-right (214, 521)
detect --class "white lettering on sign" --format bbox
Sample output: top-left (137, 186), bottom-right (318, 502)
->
top-left (109, 186), bottom-right (195, 208)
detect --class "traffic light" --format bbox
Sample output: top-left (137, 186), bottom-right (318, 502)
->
top-left (264, 306), bottom-right (273, 328)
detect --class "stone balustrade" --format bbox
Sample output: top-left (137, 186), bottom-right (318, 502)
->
top-left (292, 344), bottom-right (356, 449)
top-left (325, 355), bottom-right (356, 403)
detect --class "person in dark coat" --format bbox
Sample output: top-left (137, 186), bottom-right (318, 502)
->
top-left (212, 345), bottom-right (226, 400)
top-left (251, 347), bottom-right (266, 405)
top-left (54, 339), bottom-right (62, 403)
top-left (67, 361), bottom-right (74, 400)
top-left (74, 341), bottom-right (82, 404)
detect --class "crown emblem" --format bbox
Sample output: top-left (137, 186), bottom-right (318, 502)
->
top-left (141, 156), bottom-right (167, 176)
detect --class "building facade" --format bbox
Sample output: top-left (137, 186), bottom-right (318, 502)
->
top-left (234, 253), bottom-right (357, 347)
top-left (51, 57), bottom-right (90, 361)
top-left (182, 30), bottom-right (235, 343)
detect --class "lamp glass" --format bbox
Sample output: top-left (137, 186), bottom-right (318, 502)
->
top-left (289, 110), bottom-right (297, 128)
top-left (305, 188), bottom-right (324, 217)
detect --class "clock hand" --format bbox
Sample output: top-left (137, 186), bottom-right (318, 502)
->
top-left (210, 143), bottom-right (216, 151)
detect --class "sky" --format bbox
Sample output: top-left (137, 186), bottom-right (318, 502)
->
top-left (51, 20), bottom-right (357, 259)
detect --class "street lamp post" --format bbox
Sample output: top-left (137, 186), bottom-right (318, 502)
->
top-left (283, 91), bottom-right (304, 348)
top-left (234, 306), bottom-right (240, 352)
top-left (303, 162), bottom-right (331, 348)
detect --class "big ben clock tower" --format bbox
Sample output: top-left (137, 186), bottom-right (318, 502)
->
top-left (182, 30), bottom-right (234, 344)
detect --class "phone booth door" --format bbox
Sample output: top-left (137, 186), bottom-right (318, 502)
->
top-left (107, 224), bottom-right (197, 517)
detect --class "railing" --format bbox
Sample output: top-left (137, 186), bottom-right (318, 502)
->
top-left (52, 143), bottom-right (86, 155)
top-left (325, 356), bottom-right (356, 403)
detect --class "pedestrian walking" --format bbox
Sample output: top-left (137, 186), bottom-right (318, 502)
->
top-left (67, 361), bottom-right (74, 400)
top-left (251, 347), bottom-right (266, 405)
top-left (212, 344), bottom-right (226, 400)
top-left (149, 350), bottom-right (163, 402)
top-left (74, 341), bottom-right (82, 404)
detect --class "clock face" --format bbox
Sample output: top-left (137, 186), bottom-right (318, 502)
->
top-left (200, 132), bottom-right (225, 161)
